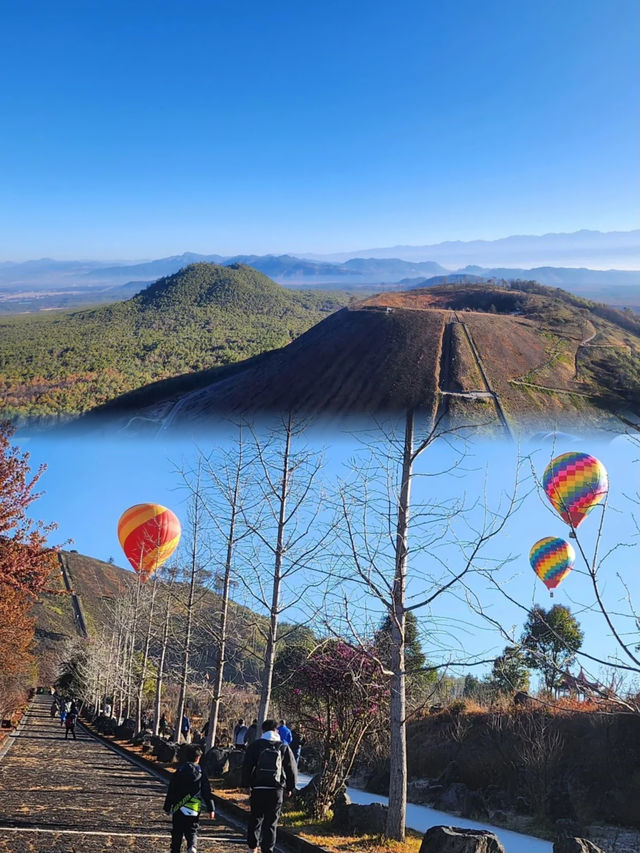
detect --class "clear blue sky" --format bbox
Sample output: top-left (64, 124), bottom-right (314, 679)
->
top-left (20, 426), bottom-right (640, 686)
top-left (0, 0), bottom-right (638, 259)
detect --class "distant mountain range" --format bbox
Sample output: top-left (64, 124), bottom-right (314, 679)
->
top-left (304, 229), bottom-right (640, 269)
top-left (0, 231), bottom-right (637, 312)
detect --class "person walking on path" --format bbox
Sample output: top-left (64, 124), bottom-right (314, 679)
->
top-left (180, 713), bottom-right (191, 743)
top-left (164, 744), bottom-right (215, 853)
top-left (233, 718), bottom-right (248, 749)
top-left (277, 720), bottom-right (292, 746)
top-left (65, 703), bottom-right (78, 740)
top-left (244, 718), bottom-right (258, 747)
top-left (242, 719), bottom-right (297, 853)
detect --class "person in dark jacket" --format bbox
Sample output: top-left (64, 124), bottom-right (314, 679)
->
top-left (242, 719), bottom-right (297, 853)
top-left (163, 744), bottom-right (215, 853)
top-left (65, 704), bottom-right (78, 740)
top-left (244, 718), bottom-right (258, 746)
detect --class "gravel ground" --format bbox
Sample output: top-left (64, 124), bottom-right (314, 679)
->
top-left (0, 695), bottom-right (246, 853)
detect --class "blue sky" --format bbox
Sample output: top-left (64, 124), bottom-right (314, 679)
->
top-left (20, 426), bottom-right (639, 686)
top-left (1, 0), bottom-right (638, 259)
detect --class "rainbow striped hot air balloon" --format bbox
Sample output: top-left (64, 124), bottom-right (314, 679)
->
top-left (117, 503), bottom-right (181, 580)
top-left (530, 536), bottom-right (575, 597)
top-left (542, 452), bottom-right (608, 536)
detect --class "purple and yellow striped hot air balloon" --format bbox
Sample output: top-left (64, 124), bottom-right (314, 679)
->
top-left (529, 537), bottom-right (575, 597)
top-left (542, 452), bottom-right (608, 536)
top-left (117, 503), bottom-right (181, 580)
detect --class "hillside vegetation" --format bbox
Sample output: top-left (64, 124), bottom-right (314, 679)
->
top-left (0, 263), bottom-right (350, 417)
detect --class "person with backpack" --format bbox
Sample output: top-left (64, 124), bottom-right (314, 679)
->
top-left (65, 702), bottom-right (78, 741)
top-left (163, 744), bottom-right (215, 853)
top-left (233, 718), bottom-right (248, 749)
top-left (241, 719), bottom-right (297, 853)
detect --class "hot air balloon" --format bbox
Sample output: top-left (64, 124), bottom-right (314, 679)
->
top-left (529, 536), bottom-right (575, 597)
top-left (117, 503), bottom-right (181, 580)
top-left (542, 452), bottom-right (608, 536)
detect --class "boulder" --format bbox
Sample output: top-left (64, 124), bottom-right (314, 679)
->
top-left (227, 748), bottom-right (245, 771)
top-left (290, 774), bottom-right (321, 810)
top-left (435, 782), bottom-right (469, 813)
top-left (330, 788), bottom-right (351, 828)
top-left (407, 778), bottom-right (437, 804)
top-left (154, 740), bottom-right (178, 763)
top-left (115, 718), bottom-right (136, 740)
top-left (514, 795), bottom-right (530, 814)
top-left (546, 785), bottom-right (576, 822)
top-left (419, 826), bottom-right (506, 853)
top-left (204, 747), bottom-right (230, 776)
top-left (141, 742), bottom-right (153, 754)
top-left (553, 839), bottom-right (607, 853)
top-left (222, 766), bottom-right (243, 789)
top-left (339, 802), bottom-right (388, 835)
top-left (177, 743), bottom-right (197, 764)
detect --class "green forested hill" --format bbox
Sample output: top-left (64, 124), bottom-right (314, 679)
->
top-left (0, 264), bottom-right (350, 417)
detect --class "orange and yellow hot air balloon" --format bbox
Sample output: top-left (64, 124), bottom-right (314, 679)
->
top-left (117, 503), bottom-right (181, 580)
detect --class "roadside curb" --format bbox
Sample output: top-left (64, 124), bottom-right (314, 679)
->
top-left (81, 718), bottom-right (333, 853)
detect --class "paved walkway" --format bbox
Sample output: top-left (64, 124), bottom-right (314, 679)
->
top-left (0, 695), bottom-right (247, 852)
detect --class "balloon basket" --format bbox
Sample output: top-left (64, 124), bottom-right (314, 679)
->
top-left (549, 591), bottom-right (554, 598)
top-left (568, 531), bottom-right (576, 539)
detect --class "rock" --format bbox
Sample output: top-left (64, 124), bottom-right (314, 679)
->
top-left (555, 819), bottom-right (588, 839)
top-left (330, 788), bottom-right (351, 828)
top-left (141, 742), bottom-right (153, 754)
top-left (437, 761), bottom-right (462, 785)
top-left (227, 748), bottom-right (245, 771)
top-left (340, 802), bottom-right (388, 835)
top-left (154, 740), bottom-right (178, 763)
top-left (290, 774), bottom-right (321, 810)
top-left (408, 778), bottom-right (437, 804)
top-left (222, 766), bottom-right (243, 789)
top-left (115, 718), bottom-right (136, 740)
top-left (514, 795), bottom-right (530, 814)
top-left (131, 730), bottom-right (151, 746)
top-left (553, 839), bottom-right (607, 853)
top-left (419, 826), bottom-right (506, 853)
top-left (204, 747), bottom-right (230, 776)
top-left (435, 782), bottom-right (469, 813)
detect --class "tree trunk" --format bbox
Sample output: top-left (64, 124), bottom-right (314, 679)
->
top-left (257, 417), bottom-right (291, 726)
top-left (153, 575), bottom-right (173, 736)
top-left (205, 454), bottom-right (241, 751)
top-left (135, 576), bottom-right (157, 731)
top-left (386, 410), bottom-right (413, 841)
top-left (175, 466), bottom-right (202, 742)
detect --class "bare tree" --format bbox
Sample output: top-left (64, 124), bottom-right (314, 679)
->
top-left (333, 411), bottom-right (521, 840)
top-left (241, 414), bottom-right (328, 726)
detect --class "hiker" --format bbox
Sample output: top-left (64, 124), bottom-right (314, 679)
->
top-left (104, 701), bottom-right (112, 718)
top-left (244, 718), bottom-right (258, 747)
top-left (163, 744), bottom-right (215, 853)
top-left (242, 719), bottom-right (297, 853)
top-left (59, 701), bottom-right (67, 727)
top-left (277, 719), bottom-right (292, 745)
top-left (290, 729), bottom-right (304, 764)
top-left (181, 713), bottom-right (191, 743)
top-left (50, 699), bottom-right (59, 718)
top-left (65, 704), bottom-right (78, 740)
top-left (233, 718), bottom-right (248, 749)
top-left (160, 712), bottom-right (170, 738)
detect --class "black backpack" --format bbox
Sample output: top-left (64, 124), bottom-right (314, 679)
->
top-left (253, 741), bottom-right (286, 787)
